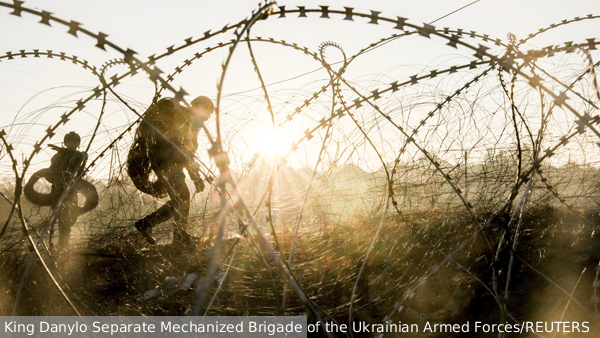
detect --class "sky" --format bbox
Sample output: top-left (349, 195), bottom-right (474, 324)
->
top-left (0, 0), bottom-right (599, 176)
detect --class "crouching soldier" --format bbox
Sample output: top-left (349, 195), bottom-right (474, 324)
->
top-left (128, 96), bottom-right (214, 245)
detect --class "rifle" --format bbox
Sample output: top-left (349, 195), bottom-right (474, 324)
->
top-left (48, 144), bottom-right (65, 152)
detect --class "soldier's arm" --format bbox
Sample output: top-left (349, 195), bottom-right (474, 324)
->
top-left (185, 161), bottom-right (204, 192)
top-left (48, 144), bottom-right (63, 151)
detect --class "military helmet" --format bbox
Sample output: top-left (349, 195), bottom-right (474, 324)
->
top-left (64, 131), bottom-right (81, 145)
top-left (191, 96), bottom-right (215, 113)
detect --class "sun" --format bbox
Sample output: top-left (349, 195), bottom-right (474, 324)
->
top-left (257, 128), bottom-right (292, 157)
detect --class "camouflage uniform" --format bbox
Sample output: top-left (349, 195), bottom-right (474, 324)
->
top-left (133, 98), bottom-right (208, 244)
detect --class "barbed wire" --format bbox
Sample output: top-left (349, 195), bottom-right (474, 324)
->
top-left (0, 1), bottom-right (599, 333)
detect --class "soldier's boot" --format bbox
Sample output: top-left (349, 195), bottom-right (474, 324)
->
top-left (135, 219), bottom-right (156, 244)
top-left (172, 228), bottom-right (198, 246)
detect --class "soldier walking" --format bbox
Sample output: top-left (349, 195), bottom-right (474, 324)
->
top-left (128, 96), bottom-right (214, 245)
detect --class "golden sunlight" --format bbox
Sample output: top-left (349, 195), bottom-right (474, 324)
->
top-left (256, 128), bottom-right (292, 157)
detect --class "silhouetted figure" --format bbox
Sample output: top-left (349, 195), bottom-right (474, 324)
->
top-left (24, 132), bottom-right (98, 249)
top-left (50, 132), bottom-right (87, 248)
top-left (128, 96), bottom-right (214, 245)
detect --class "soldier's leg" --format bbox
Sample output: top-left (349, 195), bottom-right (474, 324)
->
top-left (166, 171), bottom-right (193, 243)
top-left (57, 193), bottom-right (78, 248)
top-left (135, 157), bottom-right (174, 243)
top-left (57, 207), bottom-right (71, 248)
top-left (134, 198), bottom-right (174, 244)
top-left (134, 170), bottom-right (173, 244)
top-left (135, 200), bottom-right (175, 229)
